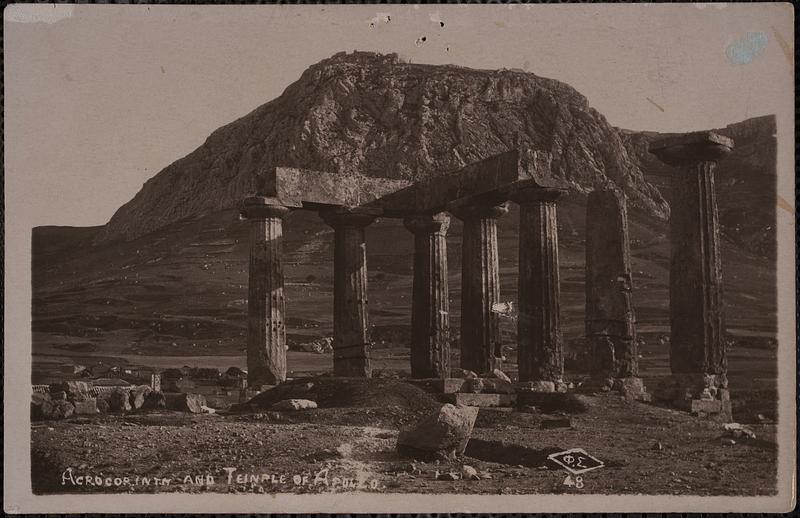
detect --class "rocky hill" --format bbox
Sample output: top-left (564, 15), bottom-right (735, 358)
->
top-left (98, 51), bottom-right (669, 243)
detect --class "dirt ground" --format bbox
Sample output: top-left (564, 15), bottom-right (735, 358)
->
top-left (31, 384), bottom-right (777, 496)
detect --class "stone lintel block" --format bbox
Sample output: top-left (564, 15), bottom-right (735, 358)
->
top-left (442, 393), bottom-right (515, 407)
top-left (319, 208), bottom-right (379, 228)
top-left (240, 196), bottom-right (297, 219)
top-left (256, 167), bottom-right (409, 209)
top-left (373, 150), bottom-right (521, 216)
top-left (508, 185), bottom-right (566, 205)
top-left (649, 131), bottom-right (734, 166)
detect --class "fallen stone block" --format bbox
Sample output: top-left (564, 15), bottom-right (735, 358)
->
top-left (462, 378), bottom-right (484, 394)
top-left (722, 423), bottom-right (756, 440)
top-left (481, 378), bottom-right (514, 394)
top-left (516, 380), bottom-right (556, 393)
top-left (31, 392), bottom-right (55, 420)
top-left (272, 399), bottom-right (318, 411)
top-left (109, 389), bottom-right (132, 413)
top-left (397, 403), bottom-right (479, 460)
top-left (165, 393), bottom-right (207, 413)
top-left (49, 381), bottom-right (91, 402)
top-left (73, 398), bottom-right (98, 415)
top-left (443, 393), bottom-right (515, 407)
top-left (53, 400), bottom-right (75, 419)
top-left (143, 391), bottom-right (167, 410)
top-left (408, 378), bottom-right (466, 394)
top-left (96, 398), bottom-right (110, 413)
top-left (461, 465), bottom-right (480, 480)
top-left (613, 377), bottom-right (650, 401)
top-left (540, 417), bottom-right (573, 429)
top-left (129, 385), bottom-right (153, 410)
top-left (488, 368), bottom-right (512, 382)
top-left (451, 369), bottom-right (478, 379)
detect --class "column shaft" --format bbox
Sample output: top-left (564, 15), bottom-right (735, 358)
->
top-left (243, 199), bottom-right (289, 386)
top-left (454, 203), bottom-right (508, 374)
top-left (516, 191), bottom-right (563, 382)
top-left (585, 189), bottom-right (638, 378)
top-left (670, 161), bottom-right (725, 375)
top-left (405, 214), bottom-right (451, 379)
top-left (322, 211), bottom-right (376, 377)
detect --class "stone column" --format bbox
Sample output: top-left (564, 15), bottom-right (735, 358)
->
top-left (321, 210), bottom-right (377, 377)
top-left (650, 132), bottom-right (733, 419)
top-left (451, 201), bottom-right (509, 375)
top-left (241, 196), bottom-right (291, 387)
top-left (585, 188), bottom-right (646, 398)
top-left (403, 213), bottom-right (451, 379)
top-left (510, 187), bottom-right (564, 391)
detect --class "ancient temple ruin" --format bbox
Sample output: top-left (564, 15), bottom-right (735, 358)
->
top-left (241, 134), bottom-right (734, 419)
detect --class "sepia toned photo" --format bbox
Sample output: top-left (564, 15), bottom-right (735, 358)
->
top-left (4, 3), bottom-right (795, 514)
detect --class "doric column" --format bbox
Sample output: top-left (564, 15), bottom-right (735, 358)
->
top-left (585, 188), bottom-right (647, 398)
top-left (650, 132), bottom-right (733, 418)
top-left (510, 187), bottom-right (564, 389)
top-left (403, 212), bottom-right (451, 379)
top-left (451, 201), bottom-right (509, 374)
top-left (241, 196), bottom-right (291, 386)
top-left (585, 188), bottom-right (637, 376)
top-left (320, 209), bottom-right (377, 377)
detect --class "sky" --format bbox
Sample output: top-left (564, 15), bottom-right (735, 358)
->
top-left (4, 3), bottom-right (794, 228)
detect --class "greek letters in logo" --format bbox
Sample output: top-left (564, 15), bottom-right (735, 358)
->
top-left (547, 448), bottom-right (604, 475)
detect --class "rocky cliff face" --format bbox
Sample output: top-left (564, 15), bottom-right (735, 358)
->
top-left (619, 115), bottom-right (777, 258)
top-left (98, 51), bottom-right (668, 243)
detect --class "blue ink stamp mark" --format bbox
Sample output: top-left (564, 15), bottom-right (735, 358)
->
top-left (726, 32), bottom-right (768, 65)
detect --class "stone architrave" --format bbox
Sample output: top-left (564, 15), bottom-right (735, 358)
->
top-left (321, 209), bottom-right (377, 377)
top-left (585, 188), bottom-right (638, 379)
top-left (451, 201), bottom-right (509, 374)
top-left (510, 187), bottom-right (565, 389)
top-left (403, 213), bottom-right (451, 379)
top-left (241, 196), bottom-right (291, 386)
top-left (650, 132), bottom-right (734, 420)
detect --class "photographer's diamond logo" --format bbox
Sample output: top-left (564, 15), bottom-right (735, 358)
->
top-left (548, 448), bottom-right (604, 475)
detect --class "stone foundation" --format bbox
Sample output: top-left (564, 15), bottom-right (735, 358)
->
top-left (653, 373), bottom-right (732, 421)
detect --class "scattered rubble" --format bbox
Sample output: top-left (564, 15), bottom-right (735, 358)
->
top-left (540, 417), bottom-right (573, 429)
top-left (722, 422), bottom-right (756, 440)
top-left (165, 393), bottom-right (207, 414)
top-left (272, 399), bottom-right (318, 411)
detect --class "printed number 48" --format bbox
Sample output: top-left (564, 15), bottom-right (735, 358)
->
top-left (563, 475), bottom-right (584, 489)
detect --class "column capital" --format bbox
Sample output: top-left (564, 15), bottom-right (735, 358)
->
top-left (320, 208), bottom-right (377, 229)
top-left (649, 131), bottom-right (734, 167)
top-left (240, 196), bottom-right (291, 219)
top-left (509, 186), bottom-right (565, 205)
top-left (403, 212), bottom-right (450, 235)
top-left (450, 201), bottom-right (509, 221)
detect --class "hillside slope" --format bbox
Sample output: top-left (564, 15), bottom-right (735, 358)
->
top-left (98, 51), bottom-right (668, 243)
top-left (619, 115), bottom-right (777, 258)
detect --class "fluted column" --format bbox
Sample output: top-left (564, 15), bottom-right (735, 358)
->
top-left (241, 196), bottom-right (290, 386)
top-left (585, 188), bottom-right (638, 378)
top-left (321, 209), bottom-right (377, 377)
top-left (452, 201), bottom-right (509, 374)
top-left (403, 213), bottom-right (451, 379)
top-left (511, 187), bottom-right (564, 387)
top-left (650, 132), bottom-right (733, 417)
